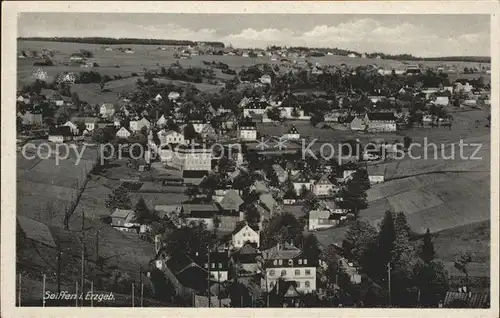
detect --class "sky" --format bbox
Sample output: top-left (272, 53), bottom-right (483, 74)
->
top-left (18, 13), bottom-right (490, 57)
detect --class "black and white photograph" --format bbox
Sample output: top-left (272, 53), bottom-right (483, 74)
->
top-left (1, 1), bottom-right (499, 315)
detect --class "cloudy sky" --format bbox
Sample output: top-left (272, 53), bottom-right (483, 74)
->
top-left (18, 13), bottom-right (490, 57)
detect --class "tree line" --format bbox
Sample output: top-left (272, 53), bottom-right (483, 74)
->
top-left (18, 37), bottom-right (225, 48)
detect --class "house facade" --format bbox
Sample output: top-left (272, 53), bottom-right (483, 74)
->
top-left (364, 113), bottom-right (397, 132)
top-left (116, 127), bottom-right (131, 139)
top-left (130, 118), bottom-right (151, 132)
top-left (283, 125), bottom-right (300, 140)
top-left (158, 130), bottom-right (185, 145)
top-left (170, 144), bottom-right (212, 171)
top-left (312, 174), bottom-right (336, 196)
top-left (100, 103), bottom-right (115, 118)
top-left (309, 210), bottom-right (338, 231)
top-left (238, 124), bottom-right (257, 141)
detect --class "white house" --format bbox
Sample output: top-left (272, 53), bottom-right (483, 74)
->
top-left (291, 172), bottom-right (313, 196)
top-left (158, 130), bottom-right (185, 145)
top-left (260, 74), bottom-right (272, 85)
top-left (100, 103), bottom-right (115, 118)
top-left (283, 125), bottom-right (300, 140)
top-left (129, 118), bottom-right (151, 132)
top-left (262, 243), bottom-right (317, 294)
top-left (170, 144), bottom-right (212, 171)
top-left (350, 116), bottom-right (366, 131)
top-left (312, 174), bottom-right (337, 197)
top-left (48, 126), bottom-right (72, 143)
top-left (238, 124), bottom-right (257, 141)
top-left (347, 53), bottom-right (357, 58)
top-left (309, 210), bottom-right (337, 231)
top-left (62, 121), bottom-right (79, 135)
top-left (156, 115), bottom-right (168, 127)
top-left (116, 127), bottom-right (131, 139)
top-left (154, 93), bottom-right (163, 102)
top-left (434, 96), bottom-right (449, 106)
top-left (272, 164), bottom-right (288, 183)
top-left (367, 165), bottom-right (386, 185)
top-left (364, 113), bottom-right (397, 132)
top-left (232, 224), bottom-right (260, 249)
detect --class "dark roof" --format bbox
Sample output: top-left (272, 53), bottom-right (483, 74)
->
top-left (49, 126), bottom-right (72, 136)
top-left (183, 170), bottom-right (209, 178)
top-left (287, 125), bottom-right (299, 134)
top-left (17, 216), bottom-right (57, 248)
top-left (219, 189), bottom-right (244, 211)
top-left (366, 112), bottom-right (396, 121)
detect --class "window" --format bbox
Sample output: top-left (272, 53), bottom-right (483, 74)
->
top-left (303, 259), bottom-right (308, 265)
top-left (305, 269), bottom-right (311, 275)
top-left (281, 270), bottom-right (287, 276)
top-left (305, 281), bottom-right (310, 288)
top-left (218, 263), bottom-right (223, 269)
top-left (269, 270), bottom-right (275, 276)
top-left (211, 263), bottom-right (215, 269)
top-left (204, 263), bottom-right (208, 268)
top-left (273, 260), bottom-right (278, 266)
top-left (296, 281), bottom-right (300, 288)
top-left (298, 259), bottom-right (302, 265)
top-left (295, 269), bottom-right (300, 276)
top-left (278, 260), bottom-right (283, 265)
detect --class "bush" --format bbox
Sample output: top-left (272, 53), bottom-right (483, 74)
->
top-left (33, 59), bottom-right (54, 66)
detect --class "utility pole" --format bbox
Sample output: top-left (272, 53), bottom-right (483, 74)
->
top-left (90, 281), bottom-right (94, 307)
top-left (96, 229), bottom-right (99, 265)
top-left (207, 244), bottom-right (211, 308)
top-left (141, 283), bottom-right (144, 307)
top-left (81, 209), bottom-right (85, 307)
top-left (42, 274), bottom-right (46, 307)
top-left (132, 283), bottom-right (135, 307)
top-left (387, 262), bottom-right (391, 306)
top-left (18, 274), bottom-right (21, 306)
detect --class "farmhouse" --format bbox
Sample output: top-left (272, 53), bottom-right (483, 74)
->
top-left (110, 209), bottom-right (139, 233)
top-left (129, 117), bottom-right (151, 132)
top-left (158, 129), bottom-right (185, 145)
top-left (312, 174), bottom-right (337, 197)
top-left (232, 223), bottom-right (260, 249)
top-left (261, 243), bottom-right (317, 294)
top-left (21, 111), bottom-right (43, 126)
top-left (364, 113), bottom-right (397, 132)
top-left (309, 210), bottom-right (337, 231)
top-left (243, 100), bottom-right (269, 117)
top-left (238, 123), bottom-right (258, 141)
top-left (367, 164), bottom-right (386, 185)
top-left (116, 127), bottom-right (131, 139)
top-left (48, 126), bottom-right (72, 143)
top-left (350, 116), bottom-right (366, 131)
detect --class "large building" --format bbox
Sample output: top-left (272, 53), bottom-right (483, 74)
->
top-left (170, 144), bottom-right (213, 171)
top-left (261, 243), bottom-right (317, 294)
top-left (364, 113), bottom-right (397, 132)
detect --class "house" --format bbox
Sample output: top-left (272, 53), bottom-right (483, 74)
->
top-left (232, 242), bottom-right (260, 274)
top-left (259, 193), bottom-right (278, 215)
top-left (200, 124), bottom-right (216, 140)
top-left (100, 103), bottom-right (115, 118)
top-left (232, 223), bottom-right (260, 249)
top-left (312, 174), bottom-right (337, 197)
top-left (62, 121), bottom-right (79, 135)
top-left (129, 117), bottom-right (151, 132)
top-left (324, 111), bottom-right (343, 123)
top-left (21, 112), bottom-right (43, 126)
top-left (155, 204), bottom-right (182, 220)
top-left (252, 180), bottom-right (270, 194)
top-left (364, 113), bottom-right (397, 132)
top-left (243, 100), bottom-right (269, 117)
top-left (269, 280), bottom-right (303, 308)
top-left (218, 189), bottom-right (244, 213)
top-left (156, 115), bottom-right (168, 127)
top-left (182, 170), bottom-right (209, 186)
top-left (17, 216), bottom-right (56, 248)
top-left (283, 125), bottom-right (300, 140)
top-left (48, 126), bottom-right (72, 143)
top-left (158, 129), bottom-right (185, 145)
top-left (367, 164), bottom-right (386, 185)
top-left (434, 96), bottom-right (449, 106)
top-left (347, 53), bottom-right (357, 58)
top-left (272, 164), bottom-right (288, 183)
top-left (309, 210), bottom-right (340, 231)
top-left (291, 172), bottom-right (313, 196)
top-left (238, 123), bottom-right (257, 141)
top-left (116, 127), bottom-right (131, 139)
top-left (219, 113), bottom-right (237, 131)
top-left (168, 91), bottom-right (181, 101)
top-left (110, 209), bottom-right (139, 233)
top-left (154, 93), bottom-right (163, 102)
top-left (71, 117), bottom-right (99, 132)
top-left (260, 74), bottom-right (272, 85)
top-left (442, 291), bottom-right (489, 308)
top-left (191, 250), bottom-right (230, 283)
top-left (181, 203), bottom-right (219, 229)
top-left (350, 116), bottom-right (366, 131)
top-left (261, 243), bottom-right (317, 294)
top-left (171, 144), bottom-right (212, 171)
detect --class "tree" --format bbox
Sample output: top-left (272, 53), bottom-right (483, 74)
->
top-left (302, 234), bottom-right (321, 265)
top-left (134, 197), bottom-right (155, 224)
top-left (454, 251), bottom-right (472, 288)
top-left (291, 107), bottom-right (301, 118)
top-left (342, 220), bottom-right (377, 265)
top-left (184, 186), bottom-right (200, 200)
top-left (244, 204), bottom-right (261, 227)
top-left (71, 92), bottom-right (81, 107)
top-left (413, 260), bottom-right (449, 307)
top-left (261, 213), bottom-right (303, 249)
top-left (106, 186), bottom-right (132, 211)
top-left (375, 210), bottom-right (396, 281)
top-left (403, 136), bottom-right (412, 149)
top-left (266, 107), bottom-right (282, 121)
top-left (420, 228), bottom-right (435, 264)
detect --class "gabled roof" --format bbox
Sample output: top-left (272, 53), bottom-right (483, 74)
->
top-left (49, 126), bottom-right (72, 136)
top-left (315, 173), bottom-right (332, 186)
top-left (259, 193), bottom-right (277, 212)
top-left (366, 112), bottom-right (396, 122)
top-left (116, 127), bottom-right (131, 134)
top-left (287, 125), bottom-right (299, 135)
top-left (183, 170), bottom-right (209, 179)
top-left (182, 203), bottom-right (219, 215)
top-left (262, 243), bottom-right (302, 260)
top-left (291, 171), bottom-right (309, 183)
top-left (17, 216), bottom-right (56, 248)
top-left (219, 189), bottom-right (244, 211)
top-left (309, 210), bottom-right (330, 219)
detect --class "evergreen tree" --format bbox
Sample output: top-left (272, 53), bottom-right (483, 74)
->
top-left (302, 234), bottom-right (321, 265)
top-left (342, 220), bottom-right (377, 265)
top-left (420, 228), bottom-right (435, 264)
top-left (375, 211), bottom-right (396, 281)
top-left (134, 197), bottom-right (152, 224)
